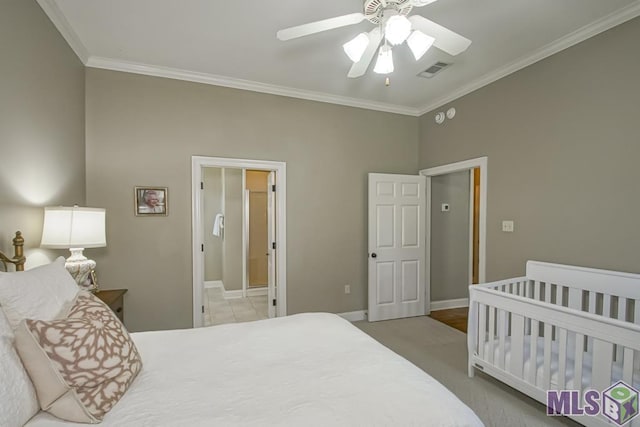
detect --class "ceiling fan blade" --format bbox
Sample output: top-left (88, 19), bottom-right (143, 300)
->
top-left (348, 28), bottom-right (383, 78)
top-left (410, 0), bottom-right (439, 7)
top-left (277, 13), bottom-right (365, 41)
top-left (408, 15), bottom-right (471, 56)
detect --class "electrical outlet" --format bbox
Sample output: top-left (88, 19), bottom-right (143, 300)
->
top-left (344, 285), bottom-right (351, 294)
top-left (502, 220), bottom-right (514, 233)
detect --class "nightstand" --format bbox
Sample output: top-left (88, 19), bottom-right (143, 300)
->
top-left (95, 289), bottom-right (128, 323)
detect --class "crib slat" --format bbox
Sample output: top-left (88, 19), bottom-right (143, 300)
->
top-left (545, 283), bottom-right (552, 304)
top-left (498, 310), bottom-right (506, 370)
top-left (543, 323), bottom-right (552, 389)
top-left (622, 347), bottom-right (634, 385)
top-left (635, 299), bottom-right (640, 325)
top-left (488, 307), bottom-right (495, 364)
top-left (510, 314), bottom-right (525, 377)
top-left (478, 304), bottom-right (486, 360)
top-left (557, 328), bottom-right (567, 390)
top-left (603, 294), bottom-right (612, 318)
top-left (567, 288), bottom-right (581, 311)
top-left (529, 319), bottom-right (539, 384)
top-left (591, 339), bottom-right (613, 392)
top-left (618, 297), bottom-right (627, 322)
top-left (574, 333), bottom-right (584, 391)
top-left (588, 291), bottom-right (597, 315)
top-left (555, 284), bottom-right (563, 306)
top-left (533, 281), bottom-right (541, 302)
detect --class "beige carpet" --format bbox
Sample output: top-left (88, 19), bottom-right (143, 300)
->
top-left (354, 316), bottom-right (581, 427)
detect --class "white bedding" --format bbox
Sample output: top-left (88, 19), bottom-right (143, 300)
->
top-left (26, 313), bottom-right (482, 426)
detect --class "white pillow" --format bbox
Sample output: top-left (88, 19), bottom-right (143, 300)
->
top-left (0, 308), bottom-right (39, 427)
top-left (0, 257), bottom-right (79, 331)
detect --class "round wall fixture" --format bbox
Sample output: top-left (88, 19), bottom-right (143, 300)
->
top-left (446, 107), bottom-right (456, 119)
top-left (435, 112), bottom-right (445, 124)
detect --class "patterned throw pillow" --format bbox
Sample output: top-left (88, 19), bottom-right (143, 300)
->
top-left (14, 292), bottom-right (142, 423)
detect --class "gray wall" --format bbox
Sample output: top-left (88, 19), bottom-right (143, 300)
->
top-left (430, 171), bottom-right (470, 301)
top-left (419, 17), bottom-right (640, 281)
top-left (222, 169), bottom-right (243, 291)
top-left (0, 0), bottom-right (85, 265)
top-left (203, 167), bottom-right (223, 282)
top-left (85, 68), bottom-right (419, 331)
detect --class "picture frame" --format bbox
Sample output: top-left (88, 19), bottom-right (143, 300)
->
top-left (135, 186), bottom-right (168, 216)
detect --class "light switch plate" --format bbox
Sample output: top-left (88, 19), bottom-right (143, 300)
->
top-left (502, 220), bottom-right (514, 232)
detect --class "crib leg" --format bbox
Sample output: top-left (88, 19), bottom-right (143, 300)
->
top-left (468, 363), bottom-right (475, 378)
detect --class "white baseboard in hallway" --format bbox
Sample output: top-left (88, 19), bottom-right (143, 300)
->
top-left (430, 298), bottom-right (469, 311)
top-left (204, 280), bottom-right (223, 289)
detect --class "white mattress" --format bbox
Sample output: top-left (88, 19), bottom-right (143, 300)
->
top-left (483, 336), bottom-right (640, 389)
top-left (26, 313), bottom-right (482, 426)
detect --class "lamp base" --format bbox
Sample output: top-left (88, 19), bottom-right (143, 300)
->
top-left (65, 248), bottom-right (96, 290)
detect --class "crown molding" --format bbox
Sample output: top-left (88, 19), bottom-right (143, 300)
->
top-left (416, 1), bottom-right (640, 115)
top-left (37, 0), bottom-right (89, 64)
top-left (86, 57), bottom-right (421, 116)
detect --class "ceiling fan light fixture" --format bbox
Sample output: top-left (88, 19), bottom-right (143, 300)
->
top-left (343, 33), bottom-right (370, 63)
top-left (373, 45), bottom-right (394, 74)
top-left (407, 30), bottom-right (435, 60)
top-left (385, 15), bottom-right (412, 45)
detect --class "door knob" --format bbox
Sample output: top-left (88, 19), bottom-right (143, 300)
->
top-left (371, 253), bottom-right (377, 258)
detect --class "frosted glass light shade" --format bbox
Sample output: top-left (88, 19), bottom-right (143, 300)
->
top-left (407, 30), bottom-right (435, 60)
top-left (373, 45), bottom-right (394, 74)
top-left (41, 207), bottom-right (106, 249)
top-left (385, 15), bottom-right (412, 45)
top-left (343, 33), bottom-right (370, 63)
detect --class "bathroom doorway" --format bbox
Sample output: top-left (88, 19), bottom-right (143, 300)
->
top-left (191, 157), bottom-right (286, 328)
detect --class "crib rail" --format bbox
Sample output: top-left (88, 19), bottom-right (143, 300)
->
top-left (468, 284), bottom-right (640, 427)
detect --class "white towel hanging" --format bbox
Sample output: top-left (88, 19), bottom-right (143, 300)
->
top-left (212, 213), bottom-right (224, 237)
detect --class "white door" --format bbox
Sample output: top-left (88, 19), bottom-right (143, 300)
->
top-left (267, 171), bottom-right (277, 318)
top-left (368, 173), bottom-right (426, 322)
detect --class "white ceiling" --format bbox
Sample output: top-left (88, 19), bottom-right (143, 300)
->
top-left (40, 0), bottom-right (640, 116)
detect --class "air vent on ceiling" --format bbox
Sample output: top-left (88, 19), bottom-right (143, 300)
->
top-left (417, 62), bottom-right (451, 78)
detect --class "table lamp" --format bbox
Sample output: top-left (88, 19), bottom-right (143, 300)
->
top-left (40, 206), bottom-right (106, 287)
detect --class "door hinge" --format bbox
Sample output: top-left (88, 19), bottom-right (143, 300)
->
top-left (272, 184), bottom-right (276, 192)
top-left (272, 299), bottom-right (277, 306)
top-left (201, 305), bottom-right (204, 314)
top-left (200, 182), bottom-right (204, 190)
top-left (272, 242), bottom-right (276, 250)
top-left (201, 244), bottom-right (204, 252)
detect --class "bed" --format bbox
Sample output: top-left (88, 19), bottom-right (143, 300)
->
top-left (0, 232), bottom-right (483, 427)
top-left (468, 260), bottom-right (640, 427)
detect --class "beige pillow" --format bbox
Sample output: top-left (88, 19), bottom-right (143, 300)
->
top-left (15, 292), bottom-right (142, 423)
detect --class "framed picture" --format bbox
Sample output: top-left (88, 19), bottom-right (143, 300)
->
top-left (135, 186), bottom-right (168, 216)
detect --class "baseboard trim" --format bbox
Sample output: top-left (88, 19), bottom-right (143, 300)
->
top-left (247, 287), bottom-right (268, 297)
top-left (224, 290), bottom-right (243, 299)
top-left (204, 280), bottom-right (223, 289)
top-left (338, 310), bottom-right (367, 322)
top-left (431, 298), bottom-right (469, 311)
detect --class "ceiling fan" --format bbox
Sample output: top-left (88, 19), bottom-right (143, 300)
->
top-left (277, 0), bottom-right (471, 78)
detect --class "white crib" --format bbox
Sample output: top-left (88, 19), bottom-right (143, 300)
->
top-left (468, 261), bottom-right (640, 427)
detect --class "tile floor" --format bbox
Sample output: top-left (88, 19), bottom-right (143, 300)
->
top-left (203, 287), bottom-right (268, 326)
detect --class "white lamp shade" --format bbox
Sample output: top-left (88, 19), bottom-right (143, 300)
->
top-left (343, 33), bottom-right (370, 63)
top-left (407, 30), bottom-right (435, 60)
top-left (385, 15), bottom-right (412, 45)
top-left (41, 206), bottom-right (106, 249)
top-left (373, 45), bottom-right (394, 74)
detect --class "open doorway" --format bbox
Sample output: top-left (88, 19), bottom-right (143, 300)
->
top-left (191, 157), bottom-right (286, 328)
top-left (420, 157), bottom-right (487, 330)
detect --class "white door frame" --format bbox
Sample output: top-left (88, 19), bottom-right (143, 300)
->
top-left (191, 156), bottom-right (287, 327)
top-left (419, 157), bottom-right (487, 312)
